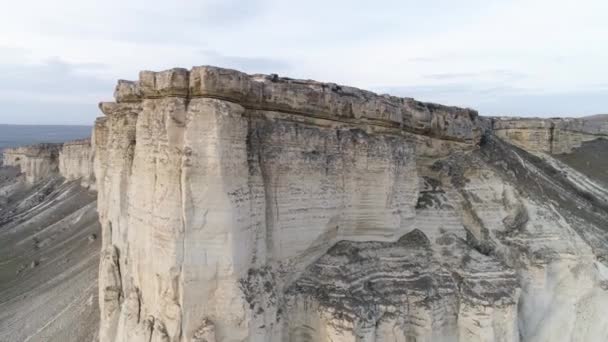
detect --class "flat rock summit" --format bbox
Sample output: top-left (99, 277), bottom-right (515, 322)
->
top-left (1, 66), bottom-right (608, 342)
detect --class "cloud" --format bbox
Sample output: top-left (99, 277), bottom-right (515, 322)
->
top-left (0, 57), bottom-right (114, 125)
top-left (200, 50), bottom-right (292, 74)
top-left (0, 50), bottom-right (290, 125)
top-left (186, 0), bottom-right (270, 27)
top-left (23, 0), bottom-right (270, 45)
top-left (0, 57), bottom-right (112, 95)
top-left (0, 100), bottom-right (97, 125)
top-left (1, 0), bottom-right (608, 124)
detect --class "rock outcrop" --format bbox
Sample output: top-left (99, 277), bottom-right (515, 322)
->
top-left (2, 66), bottom-right (608, 342)
top-left (59, 138), bottom-right (96, 189)
top-left (3, 138), bottom-right (95, 188)
top-left (2, 143), bottom-right (61, 184)
top-left (93, 66), bottom-right (608, 342)
top-left (491, 117), bottom-right (608, 154)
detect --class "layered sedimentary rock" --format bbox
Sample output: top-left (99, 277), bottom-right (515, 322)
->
top-left (2, 143), bottom-right (61, 184)
top-left (491, 117), bottom-right (608, 154)
top-left (3, 138), bottom-right (95, 187)
top-left (93, 66), bottom-right (608, 342)
top-left (59, 138), bottom-right (95, 189)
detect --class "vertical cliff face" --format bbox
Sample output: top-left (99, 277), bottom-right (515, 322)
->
top-left (491, 117), bottom-right (608, 154)
top-left (2, 137), bottom-right (95, 188)
top-left (2, 144), bottom-right (61, 184)
top-left (94, 66), bottom-right (608, 342)
top-left (59, 138), bottom-right (96, 189)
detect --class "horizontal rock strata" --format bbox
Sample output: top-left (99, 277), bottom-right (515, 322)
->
top-left (93, 66), bottom-right (608, 342)
top-left (111, 66), bottom-right (481, 143)
top-left (3, 138), bottom-right (94, 187)
top-left (59, 138), bottom-right (95, 189)
top-left (491, 117), bottom-right (608, 154)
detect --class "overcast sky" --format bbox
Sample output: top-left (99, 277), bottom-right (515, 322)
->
top-left (0, 0), bottom-right (607, 124)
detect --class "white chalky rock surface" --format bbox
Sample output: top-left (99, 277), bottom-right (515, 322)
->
top-left (93, 67), bottom-right (608, 342)
top-left (59, 138), bottom-right (95, 189)
top-left (91, 66), bottom-right (608, 342)
top-left (2, 144), bottom-right (61, 184)
top-left (2, 66), bottom-right (608, 342)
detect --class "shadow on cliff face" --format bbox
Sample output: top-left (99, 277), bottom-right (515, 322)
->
top-left (0, 168), bottom-right (100, 342)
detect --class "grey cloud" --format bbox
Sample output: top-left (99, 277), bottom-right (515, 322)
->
top-left (0, 99), bottom-right (99, 125)
top-left (41, 1), bottom-right (269, 45)
top-left (0, 57), bottom-right (113, 95)
top-left (0, 57), bottom-right (114, 125)
top-left (0, 51), bottom-right (290, 125)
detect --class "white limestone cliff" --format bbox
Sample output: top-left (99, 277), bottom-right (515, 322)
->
top-left (93, 66), bottom-right (608, 342)
top-left (2, 144), bottom-right (61, 184)
top-left (59, 138), bottom-right (96, 189)
top-left (2, 137), bottom-right (95, 188)
top-left (491, 117), bottom-right (608, 154)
